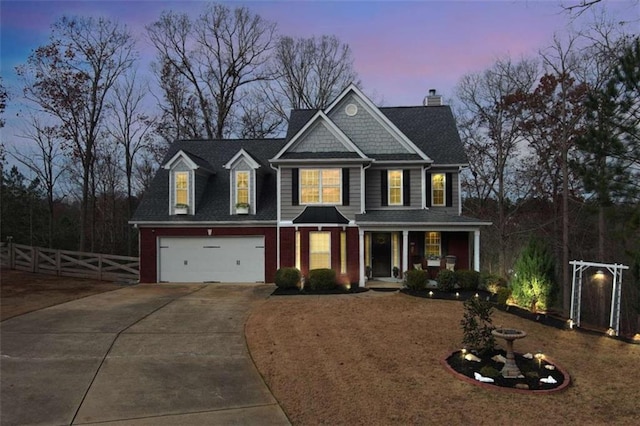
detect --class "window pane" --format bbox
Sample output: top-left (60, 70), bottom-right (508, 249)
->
top-left (310, 232), bottom-right (331, 270)
top-left (425, 232), bottom-right (441, 257)
top-left (300, 169), bottom-right (341, 205)
top-left (432, 174), bottom-right (445, 206)
top-left (388, 170), bottom-right (402, 205)
top-left (176, 172), bottom-right (188, 205)
top-left (236, 171), bottom-right (249, 204)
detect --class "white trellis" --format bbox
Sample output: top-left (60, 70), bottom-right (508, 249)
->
top-left (569, 260), bottom-right (629, 336)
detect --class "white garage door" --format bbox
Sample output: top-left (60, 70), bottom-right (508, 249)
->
top-left (158, 236), bottom-right (265, 283)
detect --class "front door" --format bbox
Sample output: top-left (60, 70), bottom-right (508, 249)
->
top-left (371, 232), bottom-right (392, 277)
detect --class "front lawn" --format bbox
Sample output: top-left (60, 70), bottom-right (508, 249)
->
top-left (246, 291), bottom-right (639, 425)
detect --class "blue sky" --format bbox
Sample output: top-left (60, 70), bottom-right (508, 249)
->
top-left (1, 0), bottom-right (638, 150)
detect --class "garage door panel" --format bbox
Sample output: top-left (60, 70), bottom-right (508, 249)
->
top-left (158, 237), bottom-right (265, 283)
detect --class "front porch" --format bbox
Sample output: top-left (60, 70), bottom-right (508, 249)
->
top-left (358, 229), bottom-right (481, 287)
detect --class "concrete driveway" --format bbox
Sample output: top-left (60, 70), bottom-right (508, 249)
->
top-left (0, 284), bottom-right (290, 425)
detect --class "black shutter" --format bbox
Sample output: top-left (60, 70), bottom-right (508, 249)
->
top-left (425, 172), bottom-right (432, 207)
top-left (292, 168), bottom-right (299, 206)
top-left (403, 170), bottom-right (411, 206)
top-left (381, 170), bottom-right (388, 206)
top-left (342, 168), bottom-right (350, 206)
top-left (446, 172), bottom-right (453, 207)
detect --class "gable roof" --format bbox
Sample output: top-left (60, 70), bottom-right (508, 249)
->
top-left (271, 111), bottom-right (369, 163)
top-left (286, 105), bottom-right (467, 165)
top-left (223, 148), bottom-right (261, 170)
top-left (162, 149), bottom-right (215, 173)
top-left (131, 139), bottom-right (286, 223)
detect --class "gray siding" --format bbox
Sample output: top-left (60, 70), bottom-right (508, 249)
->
top-left (427, 168), bottom-right (459, 215)
top-left (291, 121), bottom-right (349, 152)
top-left (328, 93), bottom-right (411, 155)
top-left (365, 167), bottom-right (421, 210)
top-left (280, 166), bottom-right (361, 221)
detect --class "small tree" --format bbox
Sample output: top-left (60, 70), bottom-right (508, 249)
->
top-left (510, 238), bottom-right (557, 312)
top-left (460, 297), bottom-right (495, 356)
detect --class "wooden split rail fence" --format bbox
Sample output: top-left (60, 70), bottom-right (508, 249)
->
top-left (0, 242), bottom-right (139, 282)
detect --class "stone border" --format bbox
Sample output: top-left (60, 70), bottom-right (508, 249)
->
top-left (440, 352), bottom-right (571, 394)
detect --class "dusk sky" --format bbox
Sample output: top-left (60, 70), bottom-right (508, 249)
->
top-left (1, 0), bottom-right (638, 151)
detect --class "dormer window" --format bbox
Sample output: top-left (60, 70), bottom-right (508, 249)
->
top-left (175, 172), bottom-right (189, 206)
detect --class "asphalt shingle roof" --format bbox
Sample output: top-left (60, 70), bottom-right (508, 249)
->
top-left (355, 209), bottom-right (490, 225)
top-left (131, 139), bottom-right (285, 223)
top-left (286, 105), bottom-right (467, 165)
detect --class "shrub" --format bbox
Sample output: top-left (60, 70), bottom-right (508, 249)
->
top-left (437, 269), bottom-right (456, 292)
top-left (460, 297), bottom-right (495, 356)
top-left (404, 269), bottom-right (428, 290)
top-left (480, 365), bottom-right (500, 378)
top-left (496, 287), bottom-right (512, 306)
top-left (456, 270), bottom-right (480, 291)
top-left (480, 273), bottom-right (507, 294)
top-left (307, 268), bottom-right (337, 291)
top-left (510, 238), bottom-right (557, 312)
top-left (274, 267), bottom-right (301, 289)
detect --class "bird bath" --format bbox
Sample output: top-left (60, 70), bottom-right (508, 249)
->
top-left (492, 328), bottom-right (527, 378)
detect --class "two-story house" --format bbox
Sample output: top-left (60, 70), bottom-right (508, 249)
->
top-left (131, 85), bottom-right (490, 285)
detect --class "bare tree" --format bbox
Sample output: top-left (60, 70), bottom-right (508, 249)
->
top-left (455, 57), bottom-right (539, 276)
top-left (107, 71), bottom-right (156, 254)
top-left (12, 114), bottom-right (66, 247)
top-left (17, 16), bottom-right (136, 251)
top-left (147, 3), bottom-right (276, 139)
top-left (262, 35), bottom-right (360, 122)
top-left (505, 35), bottom-right (590, 315)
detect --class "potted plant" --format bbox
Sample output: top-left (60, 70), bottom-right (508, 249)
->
top-left (236, 202), bottom-right (250, 214)
top-left (427, 254), bottom-right (441, 267)
top-left (174, 203), bottom-right (189, 214)
top-left (393, 266), bottom-right (399, 278)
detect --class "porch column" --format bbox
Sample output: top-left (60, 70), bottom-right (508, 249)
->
top-left (359, 229), bottom-right (365, 287)
top-left (473, 230), bottom-right (480, 271)
top-left (402, 230), bottom-right (409, 278)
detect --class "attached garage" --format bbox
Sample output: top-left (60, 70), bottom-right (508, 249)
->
top-left (158, 236), bottom-right (265, 283)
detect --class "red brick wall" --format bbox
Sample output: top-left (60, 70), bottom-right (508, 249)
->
top-left (138, 227), bottom-right (277, 283)
top-left (279, 226), bottom-right (360, 285)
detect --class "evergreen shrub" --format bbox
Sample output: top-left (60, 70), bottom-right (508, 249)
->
top-left (404, 269), bottom-right (428, 290)
top-left (510, 238), bottom-right (557, 312)
top-left (274, 267), bottom-right (301, 289)
top-left (437, 269), bottom-right (456, 292)
top-left (307, 268), bottom-right (337, 291)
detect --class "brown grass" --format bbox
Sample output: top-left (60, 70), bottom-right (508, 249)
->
top-left (1, 269), bottom-right (122, 321)
top-left (246, 291), bottom-right (640, 425)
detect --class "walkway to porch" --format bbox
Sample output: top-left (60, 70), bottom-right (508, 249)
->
top-left (365, 277), bottom-right (439, 290)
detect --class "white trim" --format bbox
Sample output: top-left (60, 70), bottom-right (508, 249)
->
top-left (474, 230), bottom-right (481, 272)
top-left (163, 150), bottom-right (214, 173)
top-left (223, 148), bottom-right (261, 170)
top-left (402, 230), bottom-right (409, 277)
top-left (271, 111), bottom-right (369, 161)
top-left (458, 166), bottom-right (463, 215)
top-left (358, 228), bottom-right (365, 287)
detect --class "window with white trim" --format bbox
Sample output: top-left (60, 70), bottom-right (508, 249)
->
top-left (425, 232), bottom-right (441, 257)
top-left (301, 169), bottom-right (341, 204)
top-left (388, 170), bottom-right (402, 205)
top-left (175, 172), bottom-right (189, 205)
top-left (236, 171), bottom-right (250, 206)
top-left (432, 173), bottom-right (445, 206)
top-left (309, 231), bottom-right (331, 270)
